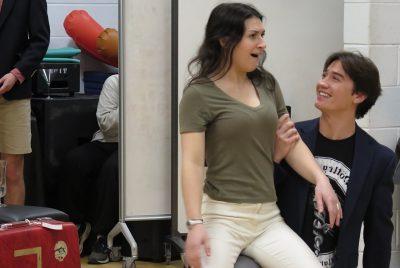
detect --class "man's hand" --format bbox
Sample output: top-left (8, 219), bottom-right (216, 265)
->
top-left (274, 114), bottom-right (300, 163)
top-left (0, 73), bottom-right (18, 95)
top-left (315, 177), bottom-right (343, 228)
top-left (185, 224), bottom-right (210, 268)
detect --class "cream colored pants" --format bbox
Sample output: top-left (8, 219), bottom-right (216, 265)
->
top-left (200, 194), bottom-right (321, 268)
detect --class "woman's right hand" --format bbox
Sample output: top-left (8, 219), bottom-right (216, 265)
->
top-left (185, 224), bottom-right (211, 268)
top-left (274, 114), bottom-right (299, 163)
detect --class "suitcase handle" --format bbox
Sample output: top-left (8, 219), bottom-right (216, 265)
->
top-left (0, 218), bottom-right (62, 231)
top-left (0, 219), bottom-right (39, 230)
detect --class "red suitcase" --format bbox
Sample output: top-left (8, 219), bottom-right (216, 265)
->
top-left (0, 218), bottom-right (80, 268)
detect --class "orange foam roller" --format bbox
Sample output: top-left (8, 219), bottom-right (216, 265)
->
top-left (96, 28), bottom-right (118, 67)
top-left (64, 10), bottom-right (117, 67)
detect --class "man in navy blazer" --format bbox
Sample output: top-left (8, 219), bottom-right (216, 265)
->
top-left (0, 0), bottom-right (50, 204)
top-left (273, 52), bottom-right (397, 268)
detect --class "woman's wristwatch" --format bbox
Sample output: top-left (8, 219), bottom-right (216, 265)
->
top-left (186, 219), bottom-right (204, 229)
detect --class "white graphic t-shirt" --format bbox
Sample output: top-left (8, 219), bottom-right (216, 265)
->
top-left (302, 132), bottom-right (355, 268)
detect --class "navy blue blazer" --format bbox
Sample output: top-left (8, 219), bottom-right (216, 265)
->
top-left (275, 118), bottom-right (396, 268)
top-left (0, 0), bottom-right (50, 100)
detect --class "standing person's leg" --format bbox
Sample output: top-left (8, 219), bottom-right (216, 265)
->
top-left (1, 154), bottom-right (24, 204)
top-left (243, 203), bottom-right (320, 268)
top-left (0, 97), bottom-right (31, 205)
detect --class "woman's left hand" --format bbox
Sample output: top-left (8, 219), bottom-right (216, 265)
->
top-left (314, 177), bottom-right (343, 228)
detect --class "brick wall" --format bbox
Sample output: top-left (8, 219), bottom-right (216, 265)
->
top-left (344, 1), bottom-right (400, 267)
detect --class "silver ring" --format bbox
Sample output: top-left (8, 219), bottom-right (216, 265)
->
top-left (336, 203), bottom-right (341, 210)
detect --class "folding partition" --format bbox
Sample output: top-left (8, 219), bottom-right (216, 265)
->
top-left (114, 1), bottom-right (172, 267)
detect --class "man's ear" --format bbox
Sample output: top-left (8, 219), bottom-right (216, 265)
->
top-left (353, 92), bottom-right (367, 104)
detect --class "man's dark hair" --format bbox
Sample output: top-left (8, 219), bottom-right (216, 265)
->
top-left (324, 51), bottom-right (381, 119)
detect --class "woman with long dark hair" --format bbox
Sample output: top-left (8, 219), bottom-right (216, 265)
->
top-left (179, 3), bottom-right (341, 267)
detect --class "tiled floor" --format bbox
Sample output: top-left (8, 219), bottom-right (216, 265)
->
top-left (80, 257), bottom-right (183, 268)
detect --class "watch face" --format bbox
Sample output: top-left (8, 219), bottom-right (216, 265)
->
top-left (186, 219), bottom-right (203, 226)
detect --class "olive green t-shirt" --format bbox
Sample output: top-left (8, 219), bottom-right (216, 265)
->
top-left (179, 77), bottom-right (287, 203)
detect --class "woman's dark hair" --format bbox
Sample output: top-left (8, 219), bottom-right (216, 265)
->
top-left (187, 3), bottom-right (273, 88)
top-left (323, 51), bottom-right (382, 119)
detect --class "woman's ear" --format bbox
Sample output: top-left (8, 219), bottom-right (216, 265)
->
top-left (219, 37), bottom-right (227, 47)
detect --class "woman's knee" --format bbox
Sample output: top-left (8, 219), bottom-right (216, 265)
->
top-left (244, 222), bottom-right (320, 268)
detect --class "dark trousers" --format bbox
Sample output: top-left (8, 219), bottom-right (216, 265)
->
top-left (92, 149), bottom-right (118, 235)
top-left (58, 141), bottom-right (118, 236)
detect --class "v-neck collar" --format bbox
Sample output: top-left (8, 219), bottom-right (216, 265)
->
top-left (211, 79), bottom-right (263, 110)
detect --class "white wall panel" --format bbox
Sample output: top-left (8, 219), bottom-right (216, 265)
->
top-left (368, 128), bottom-right (399, 149)
top-left (370, 4), bottom-right (400, 44)
top-left (121, 0), bottom-right (171, 218)
top-left (344, 3), bottom-right (370, 44)
top-left (369, 46), bottom-right (398, 87)
top-left (369, 87), bottom-right (400, 127)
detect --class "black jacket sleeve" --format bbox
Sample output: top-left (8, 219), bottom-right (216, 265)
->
top-left (363, 155), bottom-right (396, 268)
top-left (15, 0), bottom-right (50, 78)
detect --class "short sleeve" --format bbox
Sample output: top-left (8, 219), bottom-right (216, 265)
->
top-left (179, 86), bottom-right (211, 133)
top-left (273, 80), bottom-right (288, 117)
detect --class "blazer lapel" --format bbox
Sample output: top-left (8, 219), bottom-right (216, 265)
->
top-left (300, 118), bottom-right (319, 152)
top-left (341, 125), bottom-right (373, 227)
top-left (0, 0), bottom-right (15, 31)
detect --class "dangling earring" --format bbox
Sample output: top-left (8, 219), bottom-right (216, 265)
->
top-left (258, 51), bottom-right (267, 68)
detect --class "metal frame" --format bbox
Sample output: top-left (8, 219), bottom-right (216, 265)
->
top-left (108, 1), bottom-right (178, 266)
top-left (171, 0), bottom-right (179, 237)
top-left (169, 0), bottom-right (186, 256)
top-left (106, 1), bottom-right (138, 267)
